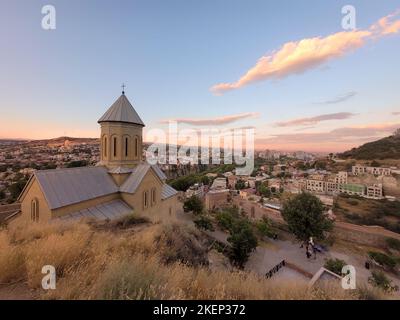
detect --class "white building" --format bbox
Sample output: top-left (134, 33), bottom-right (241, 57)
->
top-left (352, 165), bottom-right (391, 176)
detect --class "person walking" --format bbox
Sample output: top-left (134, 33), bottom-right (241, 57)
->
top-left (306, 244), bottom-right (311, 259)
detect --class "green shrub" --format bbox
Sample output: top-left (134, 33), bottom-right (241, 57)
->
top-left (112, 213), bottom-right (149, 229)
top-left (183, 195), bottom-right (204, 215)
top-left (368, 271), bottom-right (399, 293)
top-left (194, 216), bottom-right (214, 231)
top-left (324, 258), bottom-right (347, 276)
top-left (386, 238), bottom-right (400, 251)
top-left (368, 252), bottom-right (397, 269)
top-left (256, 217), bottom-right (274, 238)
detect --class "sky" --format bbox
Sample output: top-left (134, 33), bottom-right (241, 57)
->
top-left (0, 0), bottom-right (399, 152)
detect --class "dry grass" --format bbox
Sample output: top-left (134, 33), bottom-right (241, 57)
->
top-left (0, 220), bottom-right (393, 300)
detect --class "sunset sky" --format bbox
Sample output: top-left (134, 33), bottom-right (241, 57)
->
top-left (0, 0), bottom-right (399, 152)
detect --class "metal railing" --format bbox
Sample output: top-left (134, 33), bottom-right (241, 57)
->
top-left (265, 260), bottom-right (286, 279)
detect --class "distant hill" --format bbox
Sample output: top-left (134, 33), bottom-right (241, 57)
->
top-left (340, 132), bottom-right (400, 160)
top-left (25, 136), bottom-right (99, 147)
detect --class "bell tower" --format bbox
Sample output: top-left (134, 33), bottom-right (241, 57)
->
top-left (98, 88), bottom-right (145, 169)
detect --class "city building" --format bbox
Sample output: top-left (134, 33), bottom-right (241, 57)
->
top-left (12, 91), bottom-right (179, 224)
top-left (211, 177), bottom-right (227, 190)
top-left (366, 184), bottom-right (384, 199)
top-left (352, 165), bottom-right (392, 176)
top-left (185, 183), bottom-right (205, 199)
top-left (205, 189), bottom-right (230, 211)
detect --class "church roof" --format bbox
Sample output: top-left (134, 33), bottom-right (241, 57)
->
top-left (34, 166), bottom-right (119, 210)
top-left (59, 199), bottom-right (132, 222)
top-left (25, 164), bottom-right (174, 211)
top-left (161, 184), bottom-right (178, 200)
top-left (108, 166), bottom-right (134, 174)
top-left (119, 163), bottom-right (166, 194)
top-left (98, 94), bottom-right (145, 126)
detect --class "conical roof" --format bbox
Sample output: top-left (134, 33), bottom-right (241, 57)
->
top-left (98, 94), bottom-right (145, 126)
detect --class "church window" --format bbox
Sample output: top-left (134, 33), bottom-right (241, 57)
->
top-left (104, 136), bottom-right (107, 158)
top-left (151, 188), bottom-right (156, 206)
top-left (143, 190), bottom-right (149, 209)
top-left (125, 137), bottom-right (129, 157)
top-left (31, 198), bottom-right (39, 222)
top-left (113, 137), bottom-right (117, 157)
top-left (134, 136), bottom-right (139, 158)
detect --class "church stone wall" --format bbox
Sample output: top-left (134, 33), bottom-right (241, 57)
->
top-left (19, 178), bottom-right (52, 223)
top-left (121, 169), bottom-right (178, 223)
top-left (100, 122), bottom-right (143, 168)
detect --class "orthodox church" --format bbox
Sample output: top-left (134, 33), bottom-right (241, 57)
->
top-left (14, 90), bottom-right (179, 223)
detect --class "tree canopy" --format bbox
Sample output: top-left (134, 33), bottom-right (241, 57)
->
top-left (281, 192), bottom-right (332, 241)
top-left (183, 195), bottom-right (204, 215)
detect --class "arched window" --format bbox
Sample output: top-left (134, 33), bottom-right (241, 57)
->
top-left (143, 190), bottom-right (149, 209)
top-left (113, 136), bottom-right (117, 157)
top-left (134, 136), bottom-right (139, 159)
top-left (31, 198), bottom-right (39, 222)
top-left (125, 137), bottom-right (129, 157)
top-left (151, 188), bottom-right (156, 206)
top-left (103, 136), bottom-right (107, 158)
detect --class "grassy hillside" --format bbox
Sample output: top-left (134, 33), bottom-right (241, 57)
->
top-left (340, 134), bottom-right (400, 160)
top-left (0, 218), bottom-right (391, 300)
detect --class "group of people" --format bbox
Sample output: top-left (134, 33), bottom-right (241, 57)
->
top-left (301, 237), bottom-right (317, 260)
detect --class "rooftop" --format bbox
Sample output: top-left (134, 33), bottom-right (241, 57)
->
top-left (98, 93), bottom-right (145, 126)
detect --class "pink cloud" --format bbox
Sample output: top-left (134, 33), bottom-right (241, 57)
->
top-left (211, 10), bottom-right (400, 95)
top-left (275, 112), bottom-right (355, 127)
top-left (256, 123), bottom-right (400, 152)
top-left (159, 112), bottom-right (260, 126)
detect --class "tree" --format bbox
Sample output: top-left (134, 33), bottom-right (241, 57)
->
top-left (256, 216), bottom-right (274, 238)
top-left (8, 179), bottom-right (28, 201)
top-left (235, 179), bottom-right (247, 190)
top-left (281, 192), bottom-right (333, 241)
top-left (227, 221), bottom-right (258, 268)
top-left (370, 160), bottom-right (380, 167)
top-left (258, 184), bottom-right (271, 198)
top-left (200, 175), bottom-right (210, 186)
top-left (194, 216), bottom-right (214, 231)
top-left (183, 195), bottom-right (204, 215)
top-left (66, 160), bottom-right (87, 168)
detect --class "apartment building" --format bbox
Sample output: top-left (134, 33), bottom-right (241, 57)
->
top-left (366, 184), bottom-right (384, 199)
top-left (352, 165), bottom-right (391, 176)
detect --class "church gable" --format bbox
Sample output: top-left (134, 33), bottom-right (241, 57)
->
top-left (120, 164), bottom-right (164, 194)
top-left (120, 168), bottom-right (164, 213)
top-left (18, 176), bottom-right (52, 223)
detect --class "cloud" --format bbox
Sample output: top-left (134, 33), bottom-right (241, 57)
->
top-left (392, 112), bottom-right (400, 115)
top-left (211, 10), bottom-right (400, 94)
top-left (294, 126), bottom-right (315, 131)
top-left (314, 91), bottom-right (357, 104)
top-left (159, 112), bottom-right (260, 126)
top-left (258, 123), bottom-right (400, 145)
top-left (371, 9), bottom-right (400, 35)
top-left (275, 112), bottom-right (355, 127)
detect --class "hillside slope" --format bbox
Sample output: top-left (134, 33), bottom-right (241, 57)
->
top-left (340, 133), bottom-right (400, 160)
top-left (0, 219), bottom-right (377, 300)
